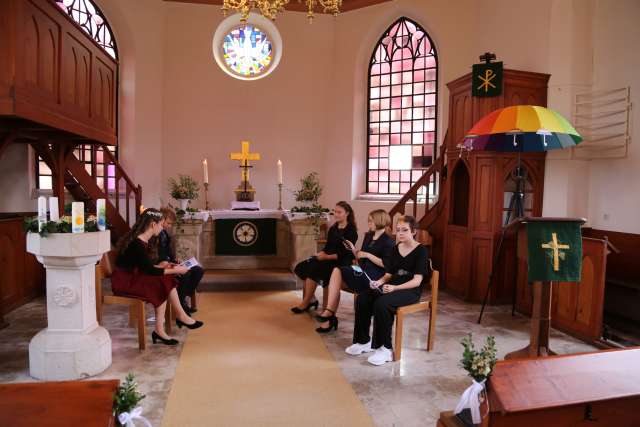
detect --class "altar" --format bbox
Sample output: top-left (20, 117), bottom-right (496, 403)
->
top-left (174, 210), bottom-right (324, 271)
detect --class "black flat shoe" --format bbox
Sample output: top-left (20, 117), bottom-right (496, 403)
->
top-left (176, 319), bottom-right (204, 330)
top-left (290, 300), bottom-right (319, 314)
top-left (181, 304), bottom-right (196, 315)
top-left (152, 331), bottom-right (178, 346)
top-left (315, 308), bottom-right (335, 322)
top-left (315, 315), bottom-right (338, 334)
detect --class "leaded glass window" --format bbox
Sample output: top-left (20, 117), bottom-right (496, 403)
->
top-left (367, 18), bottom-right (437, 195)
top-left (55, 0), bottom-right (117, 59)
top-left (223, 25), bottom-right (273, 78)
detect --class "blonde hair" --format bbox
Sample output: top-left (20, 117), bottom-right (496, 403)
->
top-left (369, 209), bottom-right (391, 231)
top-left (160, 206), bottom-right (177, 222)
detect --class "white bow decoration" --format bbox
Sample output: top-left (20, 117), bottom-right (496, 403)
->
top-left (118, 406), bottom-right (153, 427)
top-left (454, 379), bottom-right (486, 424)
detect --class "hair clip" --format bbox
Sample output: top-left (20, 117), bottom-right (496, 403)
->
top-left (144, 210), bottom-right (162, 218)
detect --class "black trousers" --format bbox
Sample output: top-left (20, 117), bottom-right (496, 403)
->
top-left (353, 288), bottom-right (420, 349)
top-left (177, 266), bottom-right (204, 305)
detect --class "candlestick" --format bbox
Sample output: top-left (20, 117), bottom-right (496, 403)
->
top-left (96, 198), bottom-right (106, 231)
top-left (71, 202), bottom-right (84, 233)
top-left (203, 158), bottom-right (209, 185)
top-left (203, 182), bottom-right (210, 210)
top-left (38, 196), bottom-right (47, 231)
top-left (277, 159), bottom-right (283, 185)
top-left (277, 183), bottom-right (283, 210)
top-left (49, 197), bottom-right (60, 222)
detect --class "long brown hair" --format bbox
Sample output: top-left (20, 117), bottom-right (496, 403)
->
top-left (116, 208), bottom-right (163, 255)
top-left (336, 201), bottom-right (356, 228)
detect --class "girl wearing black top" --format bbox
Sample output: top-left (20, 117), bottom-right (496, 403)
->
top-left (291, 201), bottom-right (358, 314)
top-left (315, 209), bottom-right (394, 333)
top-left (346, 215), bottom-right (429, 366)
top-left (112, 208), bottom-right (203, 346)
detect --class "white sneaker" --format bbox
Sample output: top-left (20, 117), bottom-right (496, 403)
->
top-left (345, 341), bottom-right (373, 356)
top-left (367, 347), bottom-right (393, 366)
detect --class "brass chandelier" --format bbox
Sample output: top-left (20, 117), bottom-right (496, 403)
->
top-left (221, 0), bottom-right (342, 23)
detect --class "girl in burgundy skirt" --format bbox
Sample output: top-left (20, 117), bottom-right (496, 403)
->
top-left (112, 208), bottom-right (203, 345)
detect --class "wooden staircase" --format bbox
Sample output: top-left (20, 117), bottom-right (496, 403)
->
top-left (29, 141), bottom-right (141, 242)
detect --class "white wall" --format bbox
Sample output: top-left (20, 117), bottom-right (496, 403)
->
top-left (2, 0), bottom-right (638, 237)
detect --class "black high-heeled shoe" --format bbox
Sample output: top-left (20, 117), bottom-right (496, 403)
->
top-left (290, 300), bottom-right (319, 314)
top-left (315, 308), bottom-right (335, 322)
top-left (315, 315), bottom-right (338, 333)
top-left (176, 319), bottom-right (204, 330)
top-left (152, 331), bottom-right (179, 346)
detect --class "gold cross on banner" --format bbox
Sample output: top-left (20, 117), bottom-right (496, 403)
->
top-left (541, 233), bottom-right (570, 271)
top-left (229, 141), bottom-right (260, 182)
top-left (477, 69), bottom-right (497, 93)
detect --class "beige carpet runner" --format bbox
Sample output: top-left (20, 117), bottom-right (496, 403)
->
top-left (162, 292), bottom-right (372, 427)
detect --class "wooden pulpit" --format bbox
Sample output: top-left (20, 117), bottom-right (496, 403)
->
top-left (506, 217), bottom-right (585, 359)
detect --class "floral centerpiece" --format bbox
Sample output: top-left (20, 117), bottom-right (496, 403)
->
top-left (290, 172), bottom-right (329, 235)
top-left (455, 334), bottom-right (497, 426)
top-left (168, 174), bottom-right (200, 210)
top-left (113, 373), bottom-right (150, 427)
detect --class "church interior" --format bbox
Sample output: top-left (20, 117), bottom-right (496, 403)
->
top-left (1, 0), bottom-right (639, 426)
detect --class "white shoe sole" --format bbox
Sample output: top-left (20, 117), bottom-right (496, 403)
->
top-left (345, 344), bottom-right (374, 356)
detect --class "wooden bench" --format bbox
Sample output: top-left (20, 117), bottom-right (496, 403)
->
top-left (0, 379), bottom-right (119, 427)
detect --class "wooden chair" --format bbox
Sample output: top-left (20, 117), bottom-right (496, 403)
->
top-left (95, 250), bottom-right (176, 349)
top-left (393, 269), bottom-right (439, 361)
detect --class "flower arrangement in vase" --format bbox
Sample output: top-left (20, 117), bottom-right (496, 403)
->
top-left (168, 175), bottom-right (200, 210)
top-left (290, 172), bottom-right (329, 235)
top-left (455, 334), bottom-right (497, 426)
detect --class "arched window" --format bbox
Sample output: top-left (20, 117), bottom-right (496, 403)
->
top-left (367, 17), bottom-right (437, 195)
top-left (38, 0), bottom-right (118, 191)
top-left (55, 0), bottom-right (117, 59)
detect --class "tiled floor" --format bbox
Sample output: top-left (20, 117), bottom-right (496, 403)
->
top-left (0, 289), bottom-right (596, 427)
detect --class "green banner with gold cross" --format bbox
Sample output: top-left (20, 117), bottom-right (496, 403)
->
top-left (472, 62), bottom-right (503, 97)
top-left (526, 221), bottom-right (582, 282)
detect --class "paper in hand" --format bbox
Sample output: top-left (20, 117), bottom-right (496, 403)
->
top-left (179, 257), bottom-right (200, 269)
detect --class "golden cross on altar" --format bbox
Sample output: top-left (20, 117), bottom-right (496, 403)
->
top-left (541, 233), bottom-right (570, 272)
top-left (229, 141), bottom-right (260, 182)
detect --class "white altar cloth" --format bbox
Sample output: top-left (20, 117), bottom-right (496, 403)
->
top-left (208, 209), bottom-right (285, 220)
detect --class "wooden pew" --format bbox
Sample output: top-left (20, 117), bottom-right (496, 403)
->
top-left (0, 380), bottom-right (119, 427)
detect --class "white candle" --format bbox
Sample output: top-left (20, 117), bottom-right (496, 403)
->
top-left (277, 159), bottom-right (283, 185)
top-left (203, 158), bottom-right (209, 184)
top-left (38, 196), bottom-right (47, 231)
top-left (49, 197), bottom-right (60, 222)
top-left (71, 202), bottom-right (84, 233)
top-left (96, 198), bottom-right (106, 231)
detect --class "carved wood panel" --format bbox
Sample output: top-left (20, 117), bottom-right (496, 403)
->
top-left (470, 238), bottom-right (493, 302)
top-left (3, 0), bottom-right (118, 144)
top-left (61, 31), bottom-right (92, 118)
top-left (472, 158), bottom-right (495, 231)
top-left (17, 0), bottom-right (61, 103)
top-left (444, 228), bottom-right (469, 297)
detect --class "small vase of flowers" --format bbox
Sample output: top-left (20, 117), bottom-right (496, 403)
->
top-left (454, 334), bottom-right (497, 426)
top-left (168, 175), bottom-right (199, 210)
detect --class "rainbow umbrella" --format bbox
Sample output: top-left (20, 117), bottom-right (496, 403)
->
top-left (464, 105), bottom-right (582, 152)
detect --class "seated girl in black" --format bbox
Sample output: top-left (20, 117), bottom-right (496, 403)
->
top-left (346, 215), bottom-right (429, 366)
top-left (315, 209), bottom-right (394, 333)
top-left (291, 201), bottom-right (358, 314)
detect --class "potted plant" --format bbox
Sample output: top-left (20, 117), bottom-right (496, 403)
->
top-left (290, 172), bottom-right (329, 235)
top-left (168, 174), bottom-right (200, 210)
top-left (454, 334), bottom-right (497, 426)
top-left (113, 373), bottom-right (149, 427)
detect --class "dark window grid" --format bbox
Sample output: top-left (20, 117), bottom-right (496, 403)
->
top-left (367, 19), bottom-right (438, 194)
top-left (37, 144), bottom-right (118, 190)
top-left (57, 0), bottom-right (118, 59)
